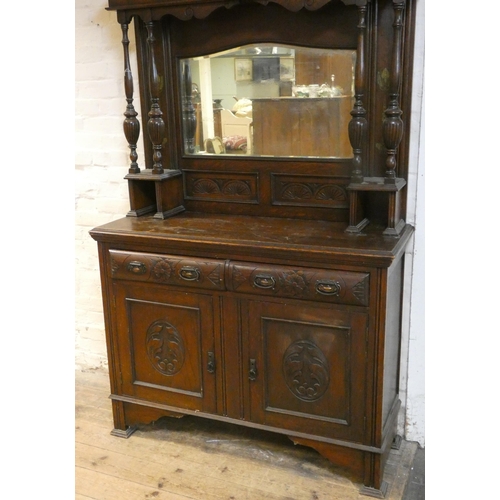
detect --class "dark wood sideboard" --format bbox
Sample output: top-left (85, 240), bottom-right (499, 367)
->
top-left (90, 1), bottom-right (417, 497)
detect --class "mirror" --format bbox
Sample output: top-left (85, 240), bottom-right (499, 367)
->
top-left (180, 44), bottom-right (356, 159)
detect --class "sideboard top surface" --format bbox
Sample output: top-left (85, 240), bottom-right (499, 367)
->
top-left (90, 213), bottom-right (413, 267)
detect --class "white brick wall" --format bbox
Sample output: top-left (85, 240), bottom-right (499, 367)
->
top-left (75, 0), bottom-right (141, 369)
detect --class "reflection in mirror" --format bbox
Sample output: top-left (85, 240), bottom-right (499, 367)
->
top-left (180, 44), bottom-right (356, 159)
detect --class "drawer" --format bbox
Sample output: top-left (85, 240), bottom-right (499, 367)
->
top-left (227, 261), bottom-right (369, 306)
top-left (108, 250), bottom-right (226, 291)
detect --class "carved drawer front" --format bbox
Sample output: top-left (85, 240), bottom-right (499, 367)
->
top-left (109, 250), bottom-right (225, 291)
top-left (227, 261), bottom-right (369, 306)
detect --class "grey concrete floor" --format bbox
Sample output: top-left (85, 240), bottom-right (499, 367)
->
top-left (402, 446), bottom-right (425, 500)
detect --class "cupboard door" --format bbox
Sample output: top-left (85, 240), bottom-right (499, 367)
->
top-left (113, 282), bottom-right (217, 413)
top-left (246, 301), bottom-right (367, 442)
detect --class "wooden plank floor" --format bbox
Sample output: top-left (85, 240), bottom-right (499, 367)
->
top-left (76, 368), bottom-right (417, 500)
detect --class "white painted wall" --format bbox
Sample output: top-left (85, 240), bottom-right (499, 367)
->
top-left (74, 0), bottom-right (425, 446)
top-left (397, 0), bottom-right (425, 446)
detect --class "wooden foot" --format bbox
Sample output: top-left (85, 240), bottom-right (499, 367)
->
top-left (360, 481), bottom-right (389, 498)
top-left (288, 436), bottom-right (365, 483)
top-left (383, 218), bottom-right (405, 236)
top-left (110, 425), bottom-right (137, 438)
top-left (345, 217), bottom-right (370, 234)
top-left (289, 435), bottom-right (391, 495)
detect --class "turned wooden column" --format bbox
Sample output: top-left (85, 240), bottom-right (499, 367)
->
top-left (348, 0), bottom-right (368, 184)
top-left (182, 62), bottom-right (197, 154)
top-left (383, 0), bottom-right (406, 184)
top-left (145, 21), bottom-right (165, 175)
top-left (345, 0), bottom-right (369, 234)
top-left (121, 20), bottom-right (141, 174)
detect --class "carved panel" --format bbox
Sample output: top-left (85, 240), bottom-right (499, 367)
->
top-left (109, 250), bottom-right (226, 291)
top-left (272, 174), bottom-right (348, 208)
top-left (248, 302), bottom-right (370, 435)
top-left (352, 278), bottom-right (369, 305)
top-left (228, 261), bottom-right (369, 306)
top-left (109, 0), bottom-right (336, 22)
top-left (146, 320), bottom-right (185, 376)
top-left (110, 255), bottom-right (120, 275)
top-left (184, 170), bottom-right (259, 203)
top-left (283, 340), bottom-right (330, 401)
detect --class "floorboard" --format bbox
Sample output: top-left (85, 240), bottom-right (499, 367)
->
top-left (75, 368), bottom-right (418, 499)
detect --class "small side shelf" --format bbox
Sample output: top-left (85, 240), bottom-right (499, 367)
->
top-left (125, 169), bottom-right (185, 219)
top-left (346, 177), bottom-right (406, 236)
top-left (348, 177), bottom-right (406, 192)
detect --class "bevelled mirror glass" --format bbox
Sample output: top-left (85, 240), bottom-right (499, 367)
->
top-left (180, 44), bottom-right (355, 159)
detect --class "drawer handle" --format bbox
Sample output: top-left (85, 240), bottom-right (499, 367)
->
top-left (253, 274), bottom-right (276, 289)
top-left (316, 280), bottom-right (341, 296)
top-left (127, 261), bottom-right (147, 275)
top-left (249, 359), bottom-right (258, 381)
top-left (179, 266), bottom-right (200, 281)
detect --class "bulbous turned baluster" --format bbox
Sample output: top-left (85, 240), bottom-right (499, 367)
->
top-left (348, 1), bottom-right (369, 184)
top-left (146, 21), bottom-right (165, 175)
top-left (182, 62), bottom-right (197, 154)
top-left (383, 0), bottom-right (406, 184)
top-left (121, 22), bottom-right (140, 174)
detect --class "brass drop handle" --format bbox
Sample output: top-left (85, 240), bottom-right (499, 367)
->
top-left (179, 266), bottom-right (201, 281)
top-left (253, 274), bottom-right (275, 289)
top-left (316, 280), bottom-right (341, 296)
top-left (127, 261), bottom-right (147, 275)
top-left (249, 359), bottom-right (258, 381)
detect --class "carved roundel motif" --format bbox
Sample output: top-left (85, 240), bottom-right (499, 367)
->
top-left (145, 320), bottom-right (185, 376)
top-left (151, 259), bottom-right (174, 282)
top-left (283, 340), bottom-right (330, 402)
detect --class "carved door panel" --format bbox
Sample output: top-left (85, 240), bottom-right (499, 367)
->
top-left (246, 300), bottom-right (368, 442)
top-left (113, 282), bottom-right (217, 414)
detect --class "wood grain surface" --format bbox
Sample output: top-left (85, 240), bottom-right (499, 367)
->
top-left (76, 368), bottom-right (417, 499)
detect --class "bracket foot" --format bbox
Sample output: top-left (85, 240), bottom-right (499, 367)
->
top-left (360, 480), bottom-right (388, 498)
top-left (110, 425), bottom-right (137, 438)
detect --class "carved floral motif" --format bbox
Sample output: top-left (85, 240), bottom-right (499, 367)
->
top-left (151, 259), bottom-right (174, 282)
top-left (277, 180), bottom-right (348, 206)
top-left (283, 340), bottom-right (330, 401)
top-left (192, 178), bottom-right (252, 197)
top-left (222, 180), bottom-right (252, 196)
top-left (163, 0), bottom-right (334, 21)
top-left (192, 179), bottom-right (220, 194)
top-left (280, 270), bottom-right (309, 298)
top-left (146, 320), bottom-right (185, 376)
top-left (315, 185), bottom-right (347, 202)
top-left (282, 183), bottom-right (313, 200)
